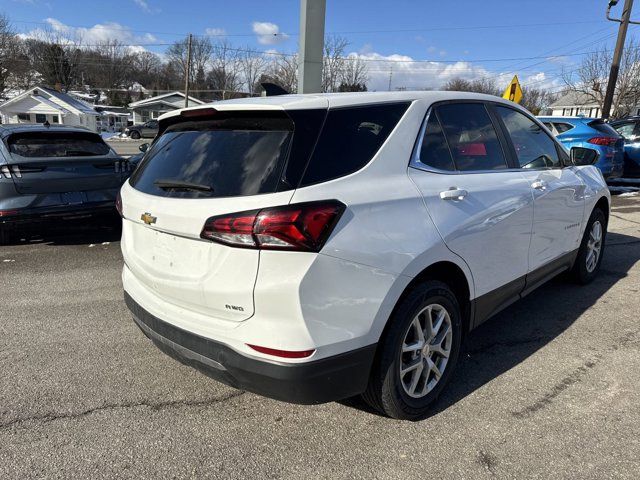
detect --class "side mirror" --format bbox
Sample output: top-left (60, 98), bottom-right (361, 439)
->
top-left (570, 147), bottom-right (600, 166)
top-left (139, 143), bottom-right (149, 153)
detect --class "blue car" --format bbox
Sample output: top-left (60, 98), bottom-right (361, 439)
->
top-left (538, 116), bottom-right (624, 180)
top-left (609, 117), bottom-right (640, 177)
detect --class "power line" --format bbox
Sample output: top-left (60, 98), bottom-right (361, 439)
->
top-left (10, 18), bottom-right (609, 40)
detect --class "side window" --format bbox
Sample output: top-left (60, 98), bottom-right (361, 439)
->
top-left (301, 102), bottom-right (409, 186)
top-left (416, 110), bottom-right (455, 171)
top-left (436, 103), bottom-right (508, 171)
top-left (496, 106), bottom-right (561, 169)
top-left (613, 122), bottom-right (639, 141)
top-left (553, 122), bottom-right (574, 134)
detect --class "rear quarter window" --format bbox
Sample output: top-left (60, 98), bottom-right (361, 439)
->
top-left (300, 102), bottom-right (410, 186)
top-left (7, 131), bottom-right (110, 157)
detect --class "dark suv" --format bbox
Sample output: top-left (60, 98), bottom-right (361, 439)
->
top-left (0, 124), bottom-right (129, 243)
top-left (125, 120), bottom-right (159, 139)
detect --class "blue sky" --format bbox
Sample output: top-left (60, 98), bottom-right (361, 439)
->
top-left (4, 0), bottom-right (638, 91)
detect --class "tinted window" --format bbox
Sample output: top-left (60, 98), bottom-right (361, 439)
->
top-left (7, 131), bottom-right (110, 157)
top-left (553, 122), bottom-right (574, 134)
top-left (416, 110), bottom-right (455, 171)
top-left (301, 102), bottom-right (409, 186)
top-left (613, 122), bottom-right (639, 141)
top-left (436, 103), bottom-right (507, 171)
top-left (497, 106), bottom-right (561, 169)
top-left (130, 114), bottom-right (293, 199)
top-left (588, 120), bottom-right (619, 137)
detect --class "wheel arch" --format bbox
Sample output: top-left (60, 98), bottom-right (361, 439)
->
top-left (594, 195), bottom-right (610, 224)
top-left (380, 261), bottom-right (474, 343)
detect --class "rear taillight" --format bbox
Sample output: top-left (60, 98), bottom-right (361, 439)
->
top-left (115, 190), bottom-right (123, 217)
top-left (588, 137), bottom-right (619, 147)
top-left (200, 200), bottom-right (345, 252)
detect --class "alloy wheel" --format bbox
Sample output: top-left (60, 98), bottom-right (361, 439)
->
top-left (399, 304), bottom-right (453, 399)
top-left (586, 220), bottom-right (603, 273)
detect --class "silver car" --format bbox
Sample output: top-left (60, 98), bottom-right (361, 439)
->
top-left (0, 124), bottom-right (129, 243)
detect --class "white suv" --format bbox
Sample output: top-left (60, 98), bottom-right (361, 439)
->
top-left (118, 92), bottom-right (609, 420)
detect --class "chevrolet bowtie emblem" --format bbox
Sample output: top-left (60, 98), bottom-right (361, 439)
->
top-left (141, 212), bottom-right (157, 225)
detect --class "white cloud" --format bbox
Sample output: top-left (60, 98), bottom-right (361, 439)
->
top-left (205, 27), bottom-right (226, 37)
top-left (133, 0), bottom-right (154, 13)
top-left (252, 21), bottom-right (289, 45)
top-left (19, 18), bottom-right (157, 51)
top-left (349, 51), bottom-right (560, 92)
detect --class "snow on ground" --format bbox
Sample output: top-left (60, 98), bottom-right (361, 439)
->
top-left (102, 132), bottom-right (135, 142)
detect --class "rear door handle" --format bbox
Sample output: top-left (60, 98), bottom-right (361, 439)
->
top-left (531, 180), bottom-right (547, 190)
top-left (440, 188), bottom-right (468, 200)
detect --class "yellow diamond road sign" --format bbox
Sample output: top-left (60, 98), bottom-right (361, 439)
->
top-left (502, 75), bottom-right (523, 104)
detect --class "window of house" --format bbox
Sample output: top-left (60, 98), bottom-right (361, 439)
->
top-left (435, 103), bottom-right (508, 171)
top-left (51, 115), bottom-right (60, 124)
top-left (17, 113), bottom-right (30, 122)
top-left (35, 114), bottom-right (47, 123)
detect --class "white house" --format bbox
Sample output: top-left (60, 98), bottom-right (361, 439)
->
top-left (128, 91), bottom-right (204, 124)
top-left (0, 86), bottom-right (100, 130)
top-left (550, 91), bottom-right (640, 118)
top-left (94, 105), bottom-right (130, 132)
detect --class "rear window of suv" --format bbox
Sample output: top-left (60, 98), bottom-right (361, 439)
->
top-left (7, 131), bottom-right (110, 157)
top-left (130, 113), bottom-right (294, 199)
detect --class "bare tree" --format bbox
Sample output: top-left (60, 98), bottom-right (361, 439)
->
top-left (443, 77), bottom-right (501, 96)
top-left (322, 36), bottom-right (348, 93)
top-left (520, 86), bottom-right (559, 115)
top-left (25, 29), bottom-right (83, 90)
top-left (563, 37), bottom-right (640, 118)
top-left (339, 54), bottom-right (368, 92)
top-left (238, 49), bottom-right (267, 95)
top-left (0, 13), bottom-right (17, 96)
top-left (262, 54), bottom-right (298, 93)
top-left (207, 40), bottom-right (242, 98)
top-left (132, 51), bottom-right (162, 88)
top-left (167, 35), bottom-right (213, 94)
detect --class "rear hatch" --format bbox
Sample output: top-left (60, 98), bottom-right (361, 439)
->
top-left (122, 108), bottom-right (324, 322)
top-left (4, 130), bottom-right (124, 195)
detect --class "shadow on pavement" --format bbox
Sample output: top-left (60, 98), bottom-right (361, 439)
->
top-left (340, 230), bottom-right (640, 418)
top-left (6, 215), bottom-right (122, 246)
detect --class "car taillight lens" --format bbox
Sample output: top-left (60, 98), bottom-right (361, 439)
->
top-left (588, 137), bottom-right (619, 147)
top-left (200, 200), bottom-right (345, 252)
top-left (115, 190), bottom-right (123, 217)
top-left (247, 344), bottom-right (315, 359)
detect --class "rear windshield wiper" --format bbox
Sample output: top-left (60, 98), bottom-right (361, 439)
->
top-left (154, 179), bottom-right (214, 193)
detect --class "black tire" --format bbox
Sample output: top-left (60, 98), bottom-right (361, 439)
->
top-left (571, 208), bottom-right (607, 284)
top-left (130, 130), bottom-right (141, 139)
top-left (362, 280), bottom-right (463, 420)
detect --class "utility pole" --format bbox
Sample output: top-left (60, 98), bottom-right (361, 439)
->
top-left (298, 0), bottom-right (326, 93)
top-left (388, 68), bottom-right (393, 91)
top-left (603, 0), bottom-right (639, 119)
top-left (184, 33), bottom-right (193, 108)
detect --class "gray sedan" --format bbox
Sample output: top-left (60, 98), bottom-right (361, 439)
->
top-left (0, 124), bottom-right (131, 243)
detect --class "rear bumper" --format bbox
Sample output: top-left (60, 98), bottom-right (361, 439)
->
top-left (124, 292), bottom-right (377, 404)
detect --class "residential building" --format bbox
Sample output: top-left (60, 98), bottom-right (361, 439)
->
top-left (128, 92), bottom-right (204, 124)
top-left (550, 91), bottom-right (640, 118)
top-left (0, 86), bottom-right (100, 130)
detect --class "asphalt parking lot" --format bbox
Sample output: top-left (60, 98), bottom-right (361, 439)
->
top-left (108, 139), bottom-right (147, 157)
top-left (1, 194), bottom-right (639, 479)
